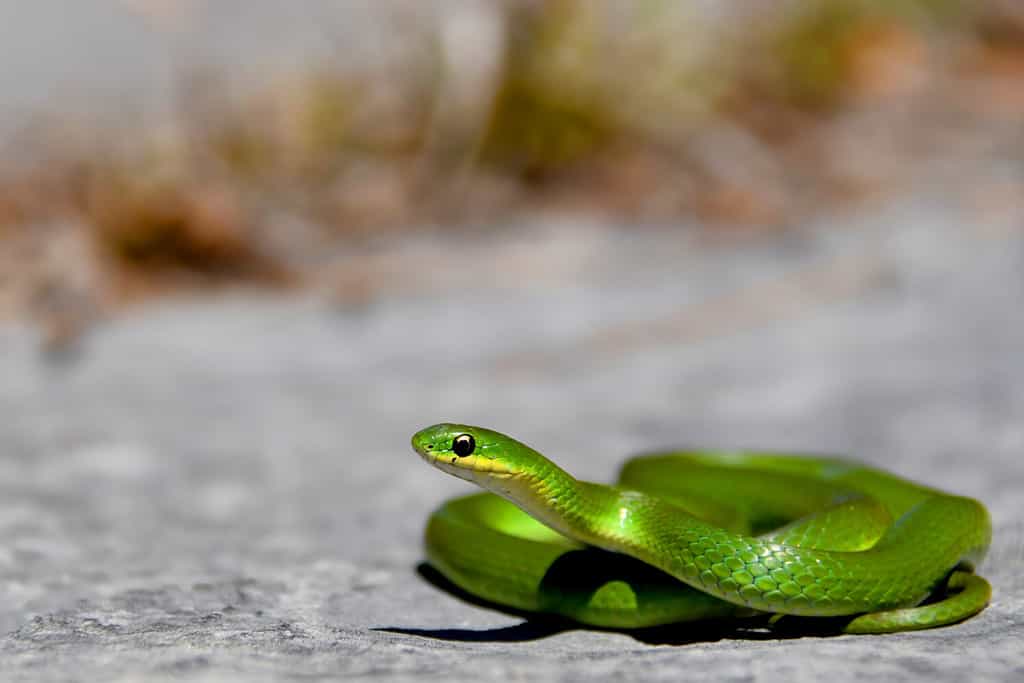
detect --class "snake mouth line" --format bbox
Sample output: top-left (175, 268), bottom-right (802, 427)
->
top-left (416, 449), bottom-right (516, 482)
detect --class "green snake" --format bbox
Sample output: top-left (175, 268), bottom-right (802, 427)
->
top-left (411, 423), bottom-right (992, 634)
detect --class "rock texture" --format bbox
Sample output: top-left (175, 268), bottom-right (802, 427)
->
top-left (1, 196), bottom-right (1021, 681)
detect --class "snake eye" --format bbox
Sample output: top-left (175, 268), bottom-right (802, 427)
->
top-left (452, 434), bottom-right (475, 457)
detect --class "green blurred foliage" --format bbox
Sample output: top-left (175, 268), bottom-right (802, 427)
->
top-left (481, 0), bottom-right (616, 179)
top-left (773, 0), bottom-right (969, 108)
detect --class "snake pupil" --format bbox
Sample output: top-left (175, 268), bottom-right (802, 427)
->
top-left (452, 434), bottom-right (475, 457)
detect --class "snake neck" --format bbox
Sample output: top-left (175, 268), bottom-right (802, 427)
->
top-left (484, 458), bottom-right (607, 543)
top-left (495, 461), bottom-right (686, 556)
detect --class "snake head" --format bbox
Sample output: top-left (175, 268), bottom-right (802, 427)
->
top-left (412, 423), bottom-right (530, 485)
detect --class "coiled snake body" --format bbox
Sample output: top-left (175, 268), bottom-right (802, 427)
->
top-left (412, 424), bottom-right (991, 633)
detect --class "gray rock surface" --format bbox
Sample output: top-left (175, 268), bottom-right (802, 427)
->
top-left (1, 196), bottom-right (1022, 681)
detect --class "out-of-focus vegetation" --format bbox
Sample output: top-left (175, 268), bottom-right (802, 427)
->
top-left (1, 0), bottom-right (1023, 341)
top-left (767, 0), bottom-right (968, 107)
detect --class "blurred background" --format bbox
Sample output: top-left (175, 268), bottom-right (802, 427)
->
top-left (1, 2), bottom-right (1023, 678)
top-left (1, 0), bottom-right (1022, 341)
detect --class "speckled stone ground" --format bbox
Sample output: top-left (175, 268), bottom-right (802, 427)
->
top-left (1, 195), bottom-right (1022, 681)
